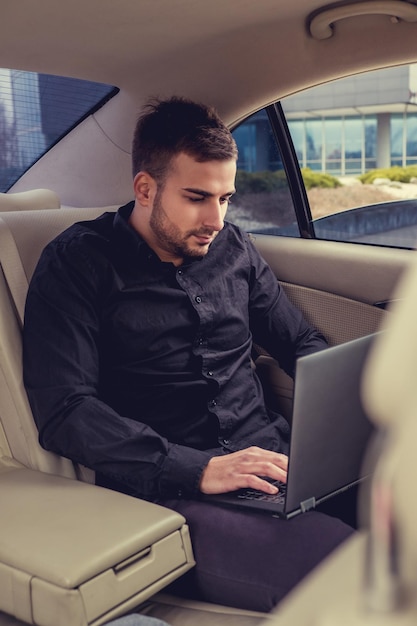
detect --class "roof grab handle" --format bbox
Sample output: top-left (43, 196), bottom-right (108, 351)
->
top-left (309, 0), bottom-right (417, 40)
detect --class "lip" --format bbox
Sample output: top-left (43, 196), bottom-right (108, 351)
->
top-left (193, 234), bottom-right (213, 245)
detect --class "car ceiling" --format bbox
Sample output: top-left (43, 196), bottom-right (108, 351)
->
top-left (2, 0), bottom-right (417, 205)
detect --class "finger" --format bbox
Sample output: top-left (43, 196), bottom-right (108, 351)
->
top-left (199, 450), bottom-right (288, 494)
top-left (262, 451), bottom-right (289, 471)
top-left (241, 474), bottom-right (281, 494)
top-left (241, 447), bottom-right (288, 470)
top-left (276, 453), bottom-right (289, 470)
top-left (239, 460), bottom-right (288, 483)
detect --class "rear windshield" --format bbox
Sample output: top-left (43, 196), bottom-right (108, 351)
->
top-left (0, 70), bottom-right (118, 191)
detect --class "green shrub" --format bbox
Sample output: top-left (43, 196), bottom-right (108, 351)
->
top-left (300, 167), bottom-right (341, 190)
top-left (359, 165), bottom-right (417, 184)
top-left (235, 169), bottom-right (289, 194)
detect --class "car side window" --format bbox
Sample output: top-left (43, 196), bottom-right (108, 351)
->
top-left (0, 69), bottom-right (117, 192)
top-left (282, 63), bottom-right (417, 249)
top-left (230, 110), bottom-right (299, 236)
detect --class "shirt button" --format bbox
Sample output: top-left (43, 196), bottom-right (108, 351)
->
top-left (207, 370), bottom-right (214, 377)
top-left (223, 439), bottom-right (230, 446)
top-left (195, 296), bottom-right (202, 304)
top-left (177, 269), bottom-right (183, 275)
top-left (209, 400), bottom-right (217, 408)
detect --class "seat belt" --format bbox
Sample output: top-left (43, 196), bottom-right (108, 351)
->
top-left (0, 216), bottom-right (28, 328)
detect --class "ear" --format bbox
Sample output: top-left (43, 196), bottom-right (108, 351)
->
top-left (133, 171), bottom-right (156, 206)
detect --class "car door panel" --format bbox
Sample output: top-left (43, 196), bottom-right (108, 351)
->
top-left (254, 235), bottom-right (411, 308)
top-left (253, 235), bottom-right (413, 420)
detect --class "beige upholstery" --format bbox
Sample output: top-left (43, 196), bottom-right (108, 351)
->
top-left (361, 247), bottom-right (417, 611)
top-left (254, 280), bottom-right (386, 424)
top-left (0, 206), bottom-right (117, 478)
top-left (259, 247), bottom-right (417, 626)
top-left (363, 254), bottom-right (417, 430)
top-left (0, 189), bottom-right (60, 212)
top-left (0, 461), bottom-right (195, 626)
top-left (142, 594), bottom-right (269, 625)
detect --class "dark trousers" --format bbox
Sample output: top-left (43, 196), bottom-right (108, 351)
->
top-left (159, 497), bottom-right (355, 612)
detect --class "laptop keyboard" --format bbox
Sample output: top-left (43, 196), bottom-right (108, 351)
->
top-left (236, 480), bottom-right (287, 504)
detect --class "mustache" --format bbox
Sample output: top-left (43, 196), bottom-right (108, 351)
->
top-left (189, 228), bottom-right (217, 237)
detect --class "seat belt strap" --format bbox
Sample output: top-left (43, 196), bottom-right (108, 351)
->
top-left (0, 216), bottom-right (28, 328)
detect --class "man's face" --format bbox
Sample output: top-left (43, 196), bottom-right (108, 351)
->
top-left (147, 152), bottom-right (236, 265)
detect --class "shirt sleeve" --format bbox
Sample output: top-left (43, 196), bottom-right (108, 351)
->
top-left (246, 236), bottom-right (328, 377)
top-left (23, 236), bottom-right (212, 500)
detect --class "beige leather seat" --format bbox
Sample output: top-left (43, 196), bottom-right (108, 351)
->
top-left (260, 246), bottom-right (417, 626)
top-left (0, 189), bottom-right (60, 212)
top-left (0, 196), bottom-right (268, 626)
top-left (0, 205), bottom-right (112, 477)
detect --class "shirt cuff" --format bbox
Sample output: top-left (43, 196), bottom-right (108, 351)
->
top-left (160, 444), bottom-right (213, 497)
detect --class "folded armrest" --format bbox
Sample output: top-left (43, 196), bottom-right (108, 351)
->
top-left (0, 462), bottom-right (194, 626)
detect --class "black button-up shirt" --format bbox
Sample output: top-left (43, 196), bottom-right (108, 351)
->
top-left (23, 202), bottom-right (327, 500)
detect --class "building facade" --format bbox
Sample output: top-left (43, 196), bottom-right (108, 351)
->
top-left (283, 64), bottom-right (417, 175)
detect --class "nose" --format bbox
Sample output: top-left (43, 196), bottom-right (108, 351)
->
top-left (202, 199), bottom-right (225, 232)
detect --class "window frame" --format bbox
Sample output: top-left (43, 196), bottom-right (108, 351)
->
top-left (269, 102), bottom-right (314, 239)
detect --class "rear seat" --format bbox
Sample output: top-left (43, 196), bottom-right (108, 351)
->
top-left (0, 205), bottom-right (115, 476)
top-left (0, 199), bottom-right (268, 626)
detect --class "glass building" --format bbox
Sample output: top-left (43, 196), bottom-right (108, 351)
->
top-left (10, 70), bottom-right (46, 169)
top-left (282, 64), bottom-right (417, 175)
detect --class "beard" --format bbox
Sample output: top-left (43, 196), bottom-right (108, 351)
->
top-left (149, 189), bottom-right (217, 262)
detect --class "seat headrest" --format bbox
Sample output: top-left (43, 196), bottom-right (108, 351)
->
top-left (0, 206), bottom-right (118, 285)
top-left (0, 189), bottom-right (60, 212)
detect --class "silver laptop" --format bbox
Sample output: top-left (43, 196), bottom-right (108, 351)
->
top-left (203, 333), bottom-right (376, 519)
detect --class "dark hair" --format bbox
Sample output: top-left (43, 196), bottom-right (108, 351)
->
top-left (131, 97), bottom-right (238, 183)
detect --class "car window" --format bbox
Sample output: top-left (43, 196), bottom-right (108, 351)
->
top-left (230, 110), bottom-right (299, 236)
top-left (0, 69), bottom-right (118, 191)
top-left (282, 63), bottom-right (417, 249)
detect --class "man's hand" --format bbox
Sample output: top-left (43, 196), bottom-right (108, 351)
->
top-left (199, 446), bottom-right (288, 495)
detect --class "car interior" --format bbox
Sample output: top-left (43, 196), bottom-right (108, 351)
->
top-left (1, 0), bottom-right (417, 625)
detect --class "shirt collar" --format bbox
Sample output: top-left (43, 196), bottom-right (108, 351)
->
top-left (113, 201), bottom-right (160, 264)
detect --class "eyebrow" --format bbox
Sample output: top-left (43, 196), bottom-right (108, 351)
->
top-left (182, 187), bottom-right (236, 197)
